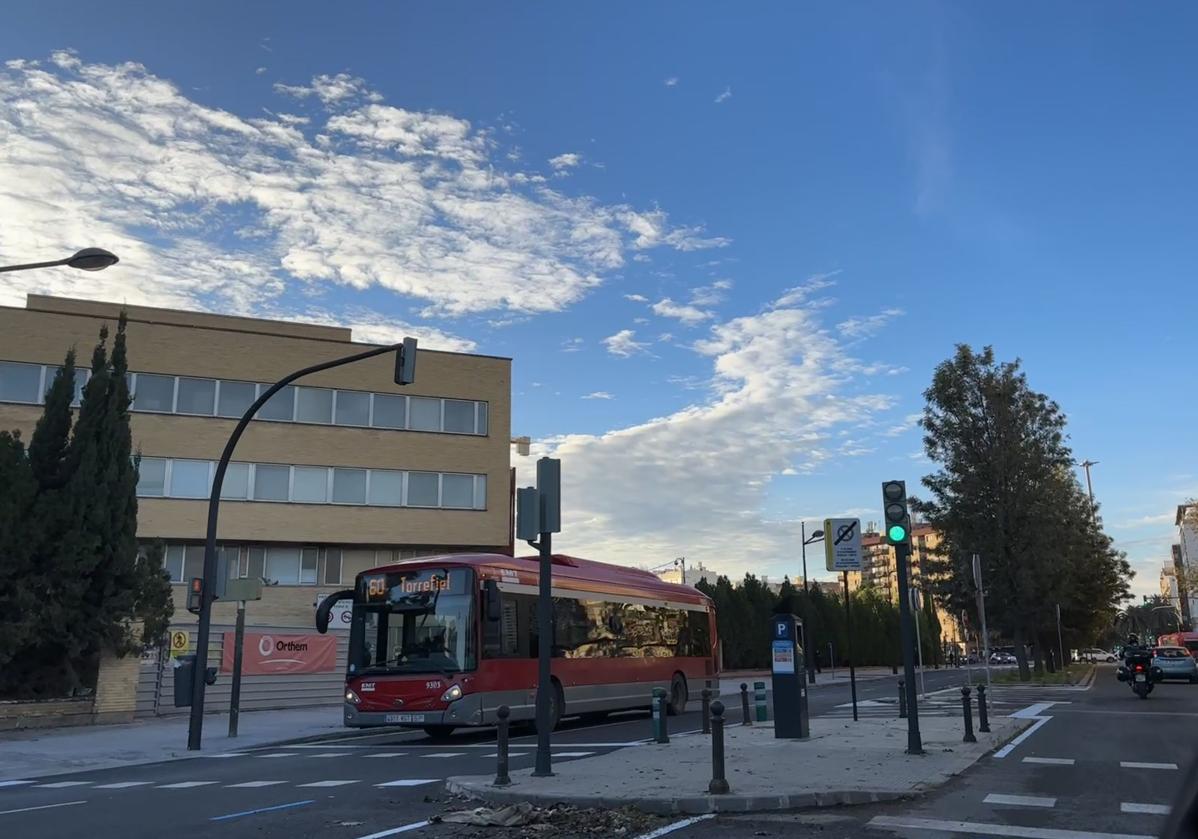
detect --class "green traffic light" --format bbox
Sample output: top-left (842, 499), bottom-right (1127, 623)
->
top-left (888, 524), bottom-right (907, 542)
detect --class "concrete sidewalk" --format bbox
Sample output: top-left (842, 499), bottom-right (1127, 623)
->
top-left (448, 714), bottom-right (1030, 815)
top-left (0, 705), bottom-right (348, 781)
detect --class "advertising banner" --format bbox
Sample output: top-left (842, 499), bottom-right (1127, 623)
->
top-left (221, 632), bottom-right (337, 675)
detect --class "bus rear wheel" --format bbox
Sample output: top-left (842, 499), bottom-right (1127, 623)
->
top-left (422, 725), bottom-right (456, 740)
top-left (534, 680), bottom-right (564, 735)
top-left (667, 673), bottom-right (688, 716)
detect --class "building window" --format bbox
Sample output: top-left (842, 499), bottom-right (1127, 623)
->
top-left (44, 365), bottom-right (88, 406)
top-left (253, 464), bottom-right (290, 501)
top-left (220, 462), bottom-right (250, 500)
top-left (133, 373), bottom-right (175, 412)
top-left (168, 459), bottom-right (211, 498)
top-left (217, 380), bottom-right (257, 418)
top-left (246, 546), bottom-right (265, 580)
top-left (259, 385), bottom-right (295, 421)
top-left (407, 472), bottom-right (439, 507)
top-left (367, 469), bottom-right (403, 506)
top-left (176, 377), bottom-right (216, 416)
top-left (477, 402), bottom-right (489, 435)
top-left (295, 387), bottom-right (333, 424)
top-left (292, 466), bottom-right (329, 503)
top-left (332, 468), bottom-right (367, 504)
top-left (0, 361), bottom-right (42, 403)
top-left (164, 544), bottom-right (186, 582)
top-left (442, 473), bottom-right (475, 509)
top-left (324, 548), bottom-right (342, 585)
top-left (264, 547), bottom-right (301, 585)
top-left (371, 394), bottom-right (406, 429)
top-left (138, 457), bottom-right (167, 497)
top-left (300, 547), bottom-right (319, 585)
top-left (334, 390), bottom-right (370, 426)
top-left (443, 400), bottom-right (475, 434)
top-left (408, 397), bottom-right (441, 432)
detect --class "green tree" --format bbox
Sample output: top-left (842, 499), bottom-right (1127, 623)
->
top-left (0, 431), bottom-right (35, 673)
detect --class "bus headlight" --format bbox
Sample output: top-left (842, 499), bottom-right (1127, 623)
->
top-left (345, 689), bottom-right (362, 705)
top-left (440, 684), bottom-right (462, 702)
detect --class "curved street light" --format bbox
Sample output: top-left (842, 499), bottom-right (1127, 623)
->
top-left (0, 247), bottom-right (120, 274)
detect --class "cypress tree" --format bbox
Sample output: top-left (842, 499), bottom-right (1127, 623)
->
top-left (0, 431), bottom-right (35, 681)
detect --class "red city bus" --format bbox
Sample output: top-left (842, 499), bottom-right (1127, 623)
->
top-left (1156, 631), bottom-right (1198, 655)
top-left (315, 552), bottom-right (719, 735)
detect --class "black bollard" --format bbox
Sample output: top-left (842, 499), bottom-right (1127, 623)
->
top-left (701, 688), bottom-right (712, 735)
top-left (708, 700), bottom-right (730, 795)
top-left (961, 686), bottom-right (976, 743)
top-left (740, 682), bottom-right (752, 726)
top-left (898, 679), bottom-right (907, 719)
top-left (656, 690), bottom-right (670, 744)
top-left (977, 684), bottom-right (990, 733)
top-left (493, 705), bottom-right (511, 786)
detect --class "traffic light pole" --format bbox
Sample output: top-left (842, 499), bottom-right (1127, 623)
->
top-left (895, 541), bottom-right (923, 754)
top-left (188, 341), bottom-right (412, 751)
top-left (532, 530), bottom-right (553, 777)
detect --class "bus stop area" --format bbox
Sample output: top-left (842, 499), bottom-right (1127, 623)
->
top-left (447, 713), bottom-right (1032, 816)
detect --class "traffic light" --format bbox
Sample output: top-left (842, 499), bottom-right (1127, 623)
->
top-left (394, 336), bottom-right (418, 385)
top-left (186, 577), bottom-right (203, 615)
top-left (882, 480), bottom-right (910, 546)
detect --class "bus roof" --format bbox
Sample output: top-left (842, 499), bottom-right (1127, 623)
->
top-left (364, 552), bottom-right (712, 607)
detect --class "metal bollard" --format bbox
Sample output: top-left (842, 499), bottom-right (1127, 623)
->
top-left (898, 679), bottom-right (907, 719)
top-left (977, 684), bottom-right (990, 733)
top-left (754, 681), bottom-right (768, 722)
top-left (493, 705), bottom-right (511, 786)
top-left (740, 682), bottom-right (752, 726)
top-left (961, 686), bottom-right (977, 743)
top-left (652, 686), bottom-right (669, 744)
top-left (708, 700), bottom-right (730, 795)
top-left (701, 688), bottom-right (712, 734)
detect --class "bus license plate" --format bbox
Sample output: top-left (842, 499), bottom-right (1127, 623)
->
top-left (1134, 673), bottom-right (1146, 682)
top-left (384, 713), bottom-right (424, 723)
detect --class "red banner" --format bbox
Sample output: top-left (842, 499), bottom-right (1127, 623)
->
top-left (222, 632), bottom-right (337, 675)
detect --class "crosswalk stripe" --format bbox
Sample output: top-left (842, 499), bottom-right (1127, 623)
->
top-left (307, 752), bottom-right (352, 758)
top-left (363, 753), bottom-right (407, 758)
top-left (199, 753), bottom-right (248, 758)
top-left (984, 793), bottom-right (1056, 808)
top-left (422, 752), bottom-right (465, 758)
top-left (1121, 803), bottom-right (1170, 815)
top-left (298, 780), bottom-right (359, 787)
top-left (868, 814), bottom-right (1155, 838)
top-left (227, 781), bottom-right (288, 788)
top-left (94, 782), bottom-right (154, 789)
top-left (376, 779), bottom-right (439, 787)
top-left (35, 781), bottom-right (92, 788)
top-left (554, 751), bottom-right (594, 758)
top-left (158, 781), bottom-right (219, 789)
top-left (1120, 762), bottom-right (1177, 770)
top-left (484, 752), bottom-right (530, 758)
top-left (1022, 757), bottom-right (1075, 766)
top-left (0, 781), bottom-right (34, 788)
top-left (255, 753), bottom-right (299, 758)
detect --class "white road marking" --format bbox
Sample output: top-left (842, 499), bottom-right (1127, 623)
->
top-left (553, 751), bottom-right (595, 757)
top-left (226, 781), bottom-right (288, 788)
top-left (94, 782), bottom-right (154, 789)
top-left (1121, 802), bottom-right (1171, 815)
top-left (199, 752), bottom-right (247, 758)
top-left (298, 780), bottom-right (359, 787)
top-left (307, 752), bottom-right (352, 758)
top-left (984, 793), bottom-right (1056, 808)
top-left (0, 800), bottom-right (87, 817)
top-left (0, 781), bottom-right (33, 788)
top-left (158, 781), bottom-right (219, 788)
top-left (632, 814), bottom-right (716, 838)
top-left (1021, 757), bottom-right (1075, 765)
top-left (354, 819), bottom-right (431, 838)
top-left (484, 752), bottom-right (530, 758)
top-left (255, 752), bottom-right (299, 758)
top-left (35, 781), bottom-right (92, 788)
top-left (363, 753), bottom-right (408, 758)
top-left (421, 752), bottom-right (465, 758)
top-left (1120, 761), bottom-right (1177, 770)
top-left (376, 779), bottom-right (438, 787)
top-left (867, 815), bottom-right (1153, 838)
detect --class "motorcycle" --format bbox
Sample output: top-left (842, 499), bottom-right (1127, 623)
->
top-left (1117, 653), bottom-right (1163, 699)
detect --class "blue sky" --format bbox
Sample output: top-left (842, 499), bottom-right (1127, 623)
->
top-left (1, 2), bottom-right (1193, 596)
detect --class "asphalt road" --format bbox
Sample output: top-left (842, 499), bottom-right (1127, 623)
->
top-left (0, 665), bottom-right (1069, 839)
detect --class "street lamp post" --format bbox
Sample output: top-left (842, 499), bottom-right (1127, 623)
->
top-left (1078, 460), bottom-right (1099, 521)
top-left (800, 522), bottom-right (824, 685)
top-left (0, 247), bottom-right (120, 274)
top-left (187, 338), bottom-right (417, 750)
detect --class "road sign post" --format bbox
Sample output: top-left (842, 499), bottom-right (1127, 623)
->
top-left (225, 577), bottom-right (262, 738)
top-left (824, 518), bottom-right (862, 722)
top-left (973, 554), bottom-right (991, 686)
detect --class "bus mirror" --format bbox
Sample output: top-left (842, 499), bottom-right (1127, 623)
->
top-left (484, 580), bottom-right (502, 622)
top-left (316, 589), bottom-right (354, 634)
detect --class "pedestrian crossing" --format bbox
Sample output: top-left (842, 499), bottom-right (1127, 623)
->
top-left (0, 778), bottom-right (441, 792)
top-left (821, 686), bottom-right (1064, 720)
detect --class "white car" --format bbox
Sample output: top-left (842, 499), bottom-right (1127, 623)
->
top-left (1080, 648), bottom-right (1117, 663)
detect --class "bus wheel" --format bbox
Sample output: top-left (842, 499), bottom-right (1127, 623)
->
top-left (667, 673), bottom-right (688, 715)
top-left (421, 725), bottom-right (456, 740)
top-left (534, 680), bottom-right (564, 735)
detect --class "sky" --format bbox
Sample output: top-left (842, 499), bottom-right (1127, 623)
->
top-left (1, 2), bottom-right (1194, 598)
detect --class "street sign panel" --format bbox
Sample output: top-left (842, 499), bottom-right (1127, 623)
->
top-left (170, 630), bottom-right (190, 658)
top-left (823, 518), bottom-right (863, 572)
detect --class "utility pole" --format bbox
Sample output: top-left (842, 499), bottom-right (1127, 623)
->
top-left (1079, 460), bottom-right (1098, 521)
top-left (801, 522), bottom-right (825, 685)
top-left (882, 481), bottom-right (922, 755)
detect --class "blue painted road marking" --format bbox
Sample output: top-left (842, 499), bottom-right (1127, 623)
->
top-left (210, 799), bottom-right (315, 821)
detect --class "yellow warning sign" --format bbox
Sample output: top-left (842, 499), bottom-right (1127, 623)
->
top-left (169, 630), bottom-right (190, 657)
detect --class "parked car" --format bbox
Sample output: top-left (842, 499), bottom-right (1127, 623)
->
top-left (989, 651), bottom-right (1016, 664)
top-left (1080, 648), bottom-right (1117, 663)
top-left (1151, 646), bottom-right (1198, 683)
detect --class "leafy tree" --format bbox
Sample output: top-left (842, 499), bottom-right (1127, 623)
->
top-left (0, 431), bottom-right (35, 671)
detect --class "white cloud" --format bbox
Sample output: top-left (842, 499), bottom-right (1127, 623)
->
top-left (521, 287), bottom-right (895, 579)
top-left (624, 293), bottom-right (649, 303)
top-left (714, 86), bottom-right (732, 104)
top-left (255, 67), bottom-right (267, 76)
top-left (658, 333), bottom-right (674, 343)
top-left (0, 56), bottom-right (727, 329)
top-left (689, 279), bottom-right (732, 306)
top-left (602, 329), bottom-right (649, 357)
top-left (838, 308), bottom-right (904, 339)
top-left (549, 152), bottom-right (582, 171)
top-left (582, 391), bottom-right (614, 400)
top-left (664, 77), bottom-right (679, 87)
top-left (651, 297), bottom-right (712, 326)
top-left (284, 309), bottom-right (476, 352)
top-left (1114, 512), bottom-right (1175, 529)
top-left (773, 272), bottom-right (840, 308)
top-left (882, 413), bottom-right (923, 437)
top-left (561, 337), bottom-right (585, 352)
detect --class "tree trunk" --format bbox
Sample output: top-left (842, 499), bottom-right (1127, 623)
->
top-left (1042, 634), bottom-right (1056, 674)
top-left (1032, 634), bottom-right (1045, 676)
top-left (1013, 627), bottom-right (1031, 682)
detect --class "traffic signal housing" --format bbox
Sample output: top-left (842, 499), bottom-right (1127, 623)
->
top-left (186, 577), bottom-right (203, 615)
top-left (882, 480), bottom-right (911, 546)
top-left (394, 336), bottom-right (418, 385)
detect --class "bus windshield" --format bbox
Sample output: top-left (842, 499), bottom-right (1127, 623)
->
top-left (352, 567), bottom-right (476, 675)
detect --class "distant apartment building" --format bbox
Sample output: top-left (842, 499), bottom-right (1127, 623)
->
top-left (1174, 504), bottom-right (1198, 624)
top-left (0, 295), bottom-right (512, 630)
top-left (655, 560), bottom-right (716, 588)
